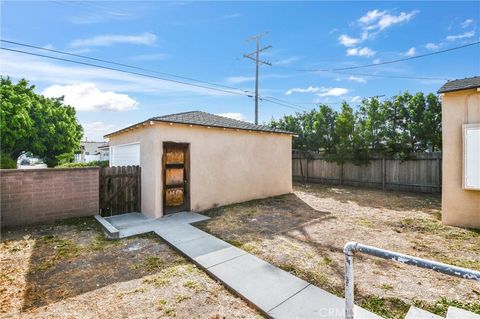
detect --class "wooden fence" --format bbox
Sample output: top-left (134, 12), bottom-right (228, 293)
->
top-left (99, 166), bottom-right (141, 216)
top-left (292, 151), bottom-right (442, 193)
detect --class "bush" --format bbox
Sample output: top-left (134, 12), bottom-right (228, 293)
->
top-left (1, 153), bottom-right (17, 169)
top-left (58, 160), bottom-right (109, 168)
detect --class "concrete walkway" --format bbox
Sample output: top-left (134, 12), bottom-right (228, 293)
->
top-left (97, 212), bottom-right (381, 318)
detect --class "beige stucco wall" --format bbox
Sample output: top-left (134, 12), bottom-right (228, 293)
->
top-left (108, 122), bottom-right (293, 218)
top-left (442, 88), bottom-right (480, 229)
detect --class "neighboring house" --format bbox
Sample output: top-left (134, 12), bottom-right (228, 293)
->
top-left (75, 141), bottom-right (109, 163)
top-left (438, 76), bottom-right (480, 229)
top-left (104, 111), bottom-right (293, 219)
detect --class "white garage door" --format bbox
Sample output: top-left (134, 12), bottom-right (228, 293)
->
top-left (110, 143), bottom-right (140, 166)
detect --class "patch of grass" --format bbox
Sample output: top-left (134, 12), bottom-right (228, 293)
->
top-left (143, 275), bottom-right (170, 287)
top-left (89, 233), bottom-right (118, 251)
top-left (414, 297), bottom-right (480, 316)
top-left (53, 216), bottom-right (98, 232)
top-left (356, 218), bottom-right (375, 228)
top-left (379, 283), bottom-right (394, 291)
top-left (360, 295), bottom-right (410, 319)
top-left (34, 235), bottom-right (82, 271)
top-left (134, 255), bottom-right (164, 272)
top-left (116, 286), bottom-right (146, 298)
top-left (226, 239), bottom-right (243, 247)
top-left (322, 255), bottom-right (333, 265)
top-left (157, 298), bottom-right (176, 316)
top-left (183, 280), bottom-right (201, 292)
top-left (174, 294), bottom-right (191, 303)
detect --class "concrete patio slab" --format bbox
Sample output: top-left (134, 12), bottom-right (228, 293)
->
top-left (173, 230), bottom-right (232, 259)
top-left (267, 284), bottom-right (382, 319)
top-left (195, 246), bottom-right (247, 268)
top-left (153, 224), bottom-right (210, 245)
top-left (208, 253), bottom-right (310, 312)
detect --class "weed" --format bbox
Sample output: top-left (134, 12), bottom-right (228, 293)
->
top-left (414, 297), bottom-right (480, 316)
top-left (379, 284), bottom-right (394, 291)
top-left (116, 286), bottom-right (146, 298)
top-left (175, 294), bottom-right (191, 303)
top-left (360, 295), bottom-right (410, 319)
top-left (143, 276), bottom-right (170, 287)
top-left (135, 255), bottom-right (164, 271)
top-left (183, 280), bottom-right (201, 292)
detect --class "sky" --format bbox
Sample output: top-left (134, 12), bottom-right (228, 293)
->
top-left (1, 1), bottom-right (479, 141)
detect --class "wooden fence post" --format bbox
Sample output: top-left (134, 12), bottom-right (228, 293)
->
top-left (382, 157), bottom-right (386, 191)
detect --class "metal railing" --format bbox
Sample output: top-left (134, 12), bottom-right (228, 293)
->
top-left (343, 241), bottom-right (480, 319)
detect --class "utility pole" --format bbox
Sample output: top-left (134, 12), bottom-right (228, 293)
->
top-left (243, 32), bottom-right (271, 124)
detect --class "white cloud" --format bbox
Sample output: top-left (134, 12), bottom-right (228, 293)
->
top-left (225, 76), bottom-right (255, 84)
top-left (377, 11), bottom-right (418, 30)
top-left (275, 56), bottom-right (302, 65)
top-left (130, 53), bottom-right (168, 61)
top-left (42, 83), bottom-right (138, 112)
top-left (82, 121), bottom-right (117, 141)
top-left (373, 58), bottom-right (381, 64)
top-left (350, 96), bottom-right (362, 103)
top-left (359, 10), bottom-right (386, 24)
top-left (405, 47), bottom-right (416, 56)
top-left (317, 87), bottom-right (348, 97)
top-left (461, 19), bottom-right (474, 28)
top-left (446, 30), bottom-right (475, 41)
top-left (217, 112), bottom-right (246, 121)
top-left (348, 76), bottom-right (366, 83)
top-left (425, 42), bottom-right (440, 50)
top-left (285, 86), bottom-right (320, 95)
top-left (70, 32), bottom-right (157, 47)
top-left (338, 34), bottom-right (361, 47)
top-left (359, 9), bottom-right (418, 31)
top-left (346, 47), bottom-right (376, 57)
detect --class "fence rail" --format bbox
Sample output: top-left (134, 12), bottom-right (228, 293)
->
top-left (292, 151), bottom-right (442, 193)
top-left (343, 242), bottom-right (480, 319)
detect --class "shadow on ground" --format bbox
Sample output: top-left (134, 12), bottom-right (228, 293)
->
top-left (295, 182), bottom-right (441, 214)
top-left (2, 218), bottom-right (180, 311)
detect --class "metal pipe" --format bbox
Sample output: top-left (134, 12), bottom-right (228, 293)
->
top-left (343, 241), bottom-right (480, 319)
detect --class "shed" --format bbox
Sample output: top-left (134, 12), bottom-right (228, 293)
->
top-left (105, 111), bottom-right (293, 218)
top-left (438, 76), bottom-right (480, 229)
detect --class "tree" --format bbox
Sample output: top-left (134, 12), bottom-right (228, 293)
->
top-left (423, 93), bottom-right (442, 151)
top-left (334, 103), bottom-right (355, 163)
top-left (314, 104), bottom-right (337, 155)
top-left (0, 77), bottom-right (83, 167)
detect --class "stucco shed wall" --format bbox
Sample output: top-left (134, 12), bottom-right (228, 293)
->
top-left (108, 122), bottom-right (292, 218)
top-left (441, 89), bottom-right (480, 229)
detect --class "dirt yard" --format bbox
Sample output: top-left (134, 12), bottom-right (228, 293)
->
top-left (0, 218), bottom-right (260, 319)
top-left (198, 183), bottom-right (480, 319)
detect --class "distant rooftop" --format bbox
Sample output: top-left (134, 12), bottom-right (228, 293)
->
top-left (438, 76), bottom-right (480, 93)
top-left (105, 111), bottom-right (293, 137)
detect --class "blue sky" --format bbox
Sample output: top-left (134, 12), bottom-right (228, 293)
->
top-left (1, 1), bottom-right (479, 140)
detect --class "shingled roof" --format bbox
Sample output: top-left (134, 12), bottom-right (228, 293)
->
top-left (438, 76), bottom-right (480, 93)
top-left (105, 111), bottom-right (293, 137)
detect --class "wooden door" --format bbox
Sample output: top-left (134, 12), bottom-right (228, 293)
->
top-left (163, 142), bottom-right (189, 214)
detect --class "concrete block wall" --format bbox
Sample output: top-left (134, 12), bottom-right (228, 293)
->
top-left (1, 168), bottom-right (99, 226)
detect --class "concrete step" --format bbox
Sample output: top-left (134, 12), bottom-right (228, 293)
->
top-left (446, 306), bottom-right (480, 319)
top-left (405, 306), bottom-right (443, 319)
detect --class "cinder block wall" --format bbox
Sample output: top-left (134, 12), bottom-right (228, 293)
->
top-left (1, 168), bottom-right (99, 226)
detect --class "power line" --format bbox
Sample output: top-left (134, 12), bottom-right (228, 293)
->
top-left (1, 39), bottom-right (254, 95)
top-left (1, 45), bottom-right (314, 113)
top-left (292, 41), bottom-right (480, 72)
top-left (0, 47), bottom-right (251, 97)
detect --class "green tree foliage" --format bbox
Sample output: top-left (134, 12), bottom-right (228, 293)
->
top-left (0, 77), bottom-right (83, 168)
top-left (268, 91), bottom-right (442, 164)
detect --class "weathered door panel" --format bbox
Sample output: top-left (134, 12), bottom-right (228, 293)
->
top-left (163, 143), bottom-right (189, 214)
